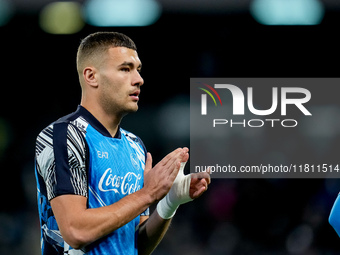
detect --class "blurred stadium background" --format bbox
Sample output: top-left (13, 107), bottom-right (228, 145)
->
top-left (1, 0), bottom-right (340, 254)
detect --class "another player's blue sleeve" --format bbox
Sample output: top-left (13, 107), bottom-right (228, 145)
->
top-left (329, 193), bottom-right (340, 237)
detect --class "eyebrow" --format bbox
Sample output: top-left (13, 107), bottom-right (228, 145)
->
top-left (119, 61), bottom-right (142, 70)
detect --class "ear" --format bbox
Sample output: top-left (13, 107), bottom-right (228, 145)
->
top-left (83, 67), bottom-right (98, 88)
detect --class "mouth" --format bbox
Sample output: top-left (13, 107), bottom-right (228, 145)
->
top-left (129, 91), bottom-right (140, 100)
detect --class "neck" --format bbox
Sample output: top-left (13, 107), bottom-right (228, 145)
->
top-left (81, 101), bottom-right (122, 137)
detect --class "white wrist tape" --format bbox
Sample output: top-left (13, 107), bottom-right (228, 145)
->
top-left (156, 162), bottom-right (193, 219)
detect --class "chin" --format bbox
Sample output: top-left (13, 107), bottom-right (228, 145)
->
top-left (124, 105), bottom-right (139, 114)
top-left (131, 102), bottom-right (139, 111)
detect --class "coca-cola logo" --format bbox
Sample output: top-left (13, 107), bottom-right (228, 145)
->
top-left (98, 168), bottom-right (142, 195)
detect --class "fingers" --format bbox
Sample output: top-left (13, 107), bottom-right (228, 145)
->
top-left (166, 147), bottom-right (189, 180)
top-left (205, 167), bottom-right (212, 184)
top-left (191, 185), bottom-right (206, 199)
top-left (181, 147), bottom-right (189, 163)
top-left (190, 178), bottom-right (209, 199)
top-left (144, 152), bottom-right (152, 177)
top-left (157, 147), bottom-right (189, 175)
top-left (146, 147), bottom-right (189, 190)
top-left (143, 148), bottom-right (189, 202)
top-left (192, 171), bottom-right (211, 185)
top-left (167, 147), bottom-right (189, 163)
top-left (160, 148), bottom-right (184, 167)
top-left (189, 171), bottom-right (211, 199)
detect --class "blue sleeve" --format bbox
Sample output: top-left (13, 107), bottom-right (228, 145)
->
top-left (329, 193), bottom-right (340, 237)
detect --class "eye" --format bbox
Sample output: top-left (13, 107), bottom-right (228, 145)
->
top-left (121, 67), bottom-right (130, 72)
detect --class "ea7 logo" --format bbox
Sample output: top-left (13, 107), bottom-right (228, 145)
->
top-left (200, 84), bottom-right (312, 116)
top-left (97, 151), bottom-right (109, 159)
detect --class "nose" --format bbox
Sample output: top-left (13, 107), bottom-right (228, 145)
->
top-left (133, 70), bottom-right (144, 87)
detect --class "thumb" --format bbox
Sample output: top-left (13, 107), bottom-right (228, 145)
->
top-left (179, 162), bottom-right (187, 176)
top-left (144, 152), bottom-right (152, 177)
top-left (173, 162), bottom-right (188, 184)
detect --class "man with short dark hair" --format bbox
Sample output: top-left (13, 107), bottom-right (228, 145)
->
top-left (35, 31), bottom-right (210, 255)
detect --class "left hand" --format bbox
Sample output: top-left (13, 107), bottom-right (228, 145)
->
top-left (189, 170), bottom-right (211, 199)
top-left (156, 152), bottom-right (211, 219)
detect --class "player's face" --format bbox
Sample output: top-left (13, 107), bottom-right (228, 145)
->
top-left (97, 47), bottom-right (144, 116)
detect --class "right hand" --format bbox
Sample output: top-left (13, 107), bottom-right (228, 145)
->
top-left (143, 148), bottom-right (189, 203)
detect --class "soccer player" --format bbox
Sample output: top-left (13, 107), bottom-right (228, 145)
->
top-left (35, 31), bottom-right (211, 255)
